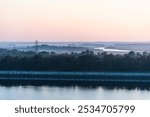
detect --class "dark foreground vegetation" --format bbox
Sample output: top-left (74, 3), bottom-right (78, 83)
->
top-left (0, 49), bottom-right (150, 72)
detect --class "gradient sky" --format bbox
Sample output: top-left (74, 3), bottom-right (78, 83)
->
top-left (0, 0), bottom-right (150, 42)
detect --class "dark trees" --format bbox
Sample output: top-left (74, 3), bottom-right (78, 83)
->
top-left (0, 50), bottom-right (150, 72)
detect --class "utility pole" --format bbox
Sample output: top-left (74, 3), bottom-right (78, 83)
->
top-left (35, 40), bottom-right (38, 53)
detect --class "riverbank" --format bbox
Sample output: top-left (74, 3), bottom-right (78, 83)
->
top-left (0, 71), bottom-right (150, 87)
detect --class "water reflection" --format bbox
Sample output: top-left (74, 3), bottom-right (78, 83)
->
top-left (1, 82), bottom-right (150, 91)
top-left (0, 84), bottom-right (150, 100)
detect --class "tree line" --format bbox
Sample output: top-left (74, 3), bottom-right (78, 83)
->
top-left (0, 50), bottom-right (150, 72)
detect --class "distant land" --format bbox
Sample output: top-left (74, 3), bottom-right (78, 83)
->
top-left (0, 42), bottom-right (150, 86)
top-left (0, 42), bottom-right (150, 55)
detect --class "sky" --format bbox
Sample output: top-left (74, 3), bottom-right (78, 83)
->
top-left (0, 0), bottom-right (150, 42)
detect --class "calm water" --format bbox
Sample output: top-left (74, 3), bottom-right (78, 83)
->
top-left (0, 85), bottom-right (150, 100)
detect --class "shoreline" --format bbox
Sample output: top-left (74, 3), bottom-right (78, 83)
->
top-left (0, 71), bottom-right (150, 87)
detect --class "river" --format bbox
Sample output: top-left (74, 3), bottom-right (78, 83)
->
top-left (0, 85), bottom-right (150, 100)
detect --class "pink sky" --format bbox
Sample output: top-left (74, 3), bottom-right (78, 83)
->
top-left (0, 0), bottom-right (150, 42)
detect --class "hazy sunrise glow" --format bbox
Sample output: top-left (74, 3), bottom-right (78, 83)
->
top-left (0, 0), bottom-right (150, 42)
